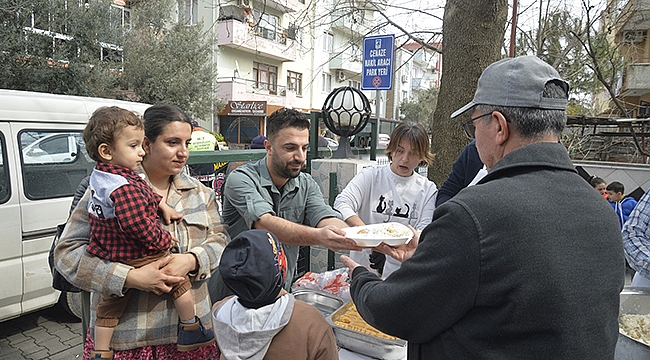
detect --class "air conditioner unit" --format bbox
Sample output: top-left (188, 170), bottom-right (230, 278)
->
top-left (337, 70), bottom-right (346, 82)
top-left (623, 30), bottom-right (645, 44)
top-left (401, 75), bottom-right (408, 83)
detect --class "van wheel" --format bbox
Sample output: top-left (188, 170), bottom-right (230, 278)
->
top-left (58, 291), bottom-right (82, 320)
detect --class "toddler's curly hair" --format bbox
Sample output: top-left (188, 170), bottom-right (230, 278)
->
top-left (83, 106), bottom-right (143, 162)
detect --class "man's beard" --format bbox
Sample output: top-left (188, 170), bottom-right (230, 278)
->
top-left (271, 155), bottom-right (303, 179)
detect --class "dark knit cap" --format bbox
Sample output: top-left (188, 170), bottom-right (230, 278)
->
top-left (219, 230), bottom-right (287, 309)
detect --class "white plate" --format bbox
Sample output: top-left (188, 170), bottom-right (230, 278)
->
top-left (342, 222), bottom-right (414, 247)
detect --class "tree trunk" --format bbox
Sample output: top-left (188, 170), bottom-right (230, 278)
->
top-left (429, 0), bottom-right (508, 186)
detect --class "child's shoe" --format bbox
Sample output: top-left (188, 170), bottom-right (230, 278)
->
top-left (89, 349), bottom-right (114, 359)
top-left (177, 316), bottom-right (215, 352)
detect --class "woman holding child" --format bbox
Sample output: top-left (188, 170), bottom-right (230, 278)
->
top-left (55, 104), bottom-right (228, 359)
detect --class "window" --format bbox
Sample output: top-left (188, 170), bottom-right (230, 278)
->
top-left (287, 23), bottom-right (302, 45)
top-left (322, 72), bottom-right (332, 93)
top-left (253, 61), bottom-right (278, 94)
top-left (350, 43), bottom-right (361, 62)
top-left (253, 10), bottom-right (279, 42)
top-left (110, 4), bottom-right (131, 30)
top-left (287, 71), bottom-right (302, 96)
top-left (402, 91), bottom-right (408, 102)
top-left (0, 133), bottom-right (9, 204)
top-left (19, 130), bottom-right (94, 200)
top-left (348, 80), bottom-right (360, 89)
top-left (323, 32), bottom-right (333, 52)
top-left (221, 116), bottom-right (261, 145)
top-left (180, 0), bottom-right (198, 25)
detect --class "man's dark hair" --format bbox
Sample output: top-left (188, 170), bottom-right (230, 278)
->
top-left (266, 108), bottom-right (310, 140)
top-left (606, 181), bottom-right (625, 194)
top-left (476, 80), bottom-right (568, 139)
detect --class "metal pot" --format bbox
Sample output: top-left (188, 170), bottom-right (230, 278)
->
top-left (615, 287), bottom-right (650, 359)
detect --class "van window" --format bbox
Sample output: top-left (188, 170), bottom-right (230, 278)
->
top-left (19, 130), bottom-right (94, 200)
top-left (0, 133), bottom-right (9, 204)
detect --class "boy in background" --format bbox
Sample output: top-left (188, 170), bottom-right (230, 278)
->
top-left (83, 107), bottom-right (214, 359)
top-left (607, 181), bottom-right (638, 228)
top-left (213, 229), bottom-right (338, 360)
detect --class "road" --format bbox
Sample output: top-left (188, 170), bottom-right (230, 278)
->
top-left (0, 302), bottom-right (84, 359)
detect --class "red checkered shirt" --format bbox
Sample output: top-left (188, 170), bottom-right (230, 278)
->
top-left (86, 162), bottom-right (173, 262)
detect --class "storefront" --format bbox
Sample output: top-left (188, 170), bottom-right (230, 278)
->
top-left (217, 100), bottom-right (267, 148)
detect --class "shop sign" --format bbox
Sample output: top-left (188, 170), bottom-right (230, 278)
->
top-left (227, 101), bottom-right (267, 116)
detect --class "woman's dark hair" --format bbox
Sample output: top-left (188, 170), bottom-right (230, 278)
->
top-left (143, 104), bottom-right (193, 142)
top-left (589, 176), bottom-right (606, 188)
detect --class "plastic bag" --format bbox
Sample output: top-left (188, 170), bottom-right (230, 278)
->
top-left (293, 268), bottom-right (350, 300)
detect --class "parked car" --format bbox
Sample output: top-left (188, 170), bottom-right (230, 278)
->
top-left (22, 133), bottom-right (83, 164)
top-left (378, 133), bottom-right (390, 147)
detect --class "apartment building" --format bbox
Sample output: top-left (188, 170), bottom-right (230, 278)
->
top-left (180, 0), bottom-right (384, 146)
top-left (608, 0), bottom-right (650, 117)
top-left (385, 41), bottom-right (441, 121)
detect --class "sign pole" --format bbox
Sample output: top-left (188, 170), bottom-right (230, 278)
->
top-left (371, 90), bottom-right (379, 161)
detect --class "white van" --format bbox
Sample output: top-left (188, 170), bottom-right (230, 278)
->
top-left (0, 89), bottom-right (150, 322)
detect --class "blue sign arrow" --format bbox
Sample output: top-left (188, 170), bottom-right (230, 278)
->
top-left (362, 34), bottom-right (395, 90)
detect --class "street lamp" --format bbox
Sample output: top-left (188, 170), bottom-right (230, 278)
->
top-left (321, 86), bottom-right (371, 158)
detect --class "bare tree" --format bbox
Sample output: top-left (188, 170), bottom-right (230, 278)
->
top-left (428, 0), bottom-right (508, 185)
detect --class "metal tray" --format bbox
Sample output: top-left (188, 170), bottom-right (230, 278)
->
top-left (292, 289), bottom-right (347, 318)
top-left (327, 301), bottom-right (407, 360)
top-left (616, 287), bottom-right (650, 359)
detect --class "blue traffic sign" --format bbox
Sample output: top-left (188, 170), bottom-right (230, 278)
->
top-left (362, 34), bottom-right (395, 90)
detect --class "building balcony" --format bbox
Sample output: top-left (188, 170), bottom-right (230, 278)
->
top-left (619, 63), bottom-right (650, 97)
top-left (331, 10), bottom-right (364, 36)
top-left (614, 0), bottom-right (650, 33)
top-left (216, 77), bottom-right (300, 108)
top-left (217, 19), bottom-right (297, 62)
top-left (329, 52), bottom-right (362, 74)
top-left (261, 0), bottom-right (301, 13)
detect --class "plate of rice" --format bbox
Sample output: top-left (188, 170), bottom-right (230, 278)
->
top-left (342, 222), bottom-right (414, 247)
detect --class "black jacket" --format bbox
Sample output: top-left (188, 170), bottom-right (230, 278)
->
top-left (350, 142), bottom-right (625, 360)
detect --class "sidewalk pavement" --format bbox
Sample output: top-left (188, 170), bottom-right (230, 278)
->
top-left (0, 302), bottom-right (84, 359)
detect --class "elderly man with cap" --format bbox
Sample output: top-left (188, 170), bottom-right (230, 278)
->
top-left (212, 230), bottom-right (338, 360)
top-left (340, 56), bottom-right (625, 359)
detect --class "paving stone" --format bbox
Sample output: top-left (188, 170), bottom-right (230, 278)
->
top-left (23, 328), bottom-right (55, 343)
top-left (7, 332), bottom-right (30, 346)
top-left (23, 348), bottom-right (49, 360)
top-left (49, 344), bottom-right (83, 360)
top-left (13, 338), bottom-right (38, 355)
top-left (50, 327), bottom-right (77, 342)
top-left (39, 337), bottom-right (68, 354)
top-left (0, 346), bottom-right (23, 359)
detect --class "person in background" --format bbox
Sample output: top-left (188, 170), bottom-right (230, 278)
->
top-left (607, 181), bottom-right (638, 228)
top-left (333, 122), bottom-right (437, 278)
top-left (221, 108), bottom-right (360, 295)
top-left (212, 230), bottom-right (338, 360)
top-left (341, 56), bottom-right (624, 359)
top-left (589, 176), bottom-right (608, 200)
top-left (187, 121), bottom-right (219, 189)
top-left (435, 140), bottom-right (485, 207)
top-left (623, 190), bottom-right (650, 287)
top-left (81, 107), bottom-right (213, 358)
top-left (250, 135), bottom-right (267, 149)
top-left (55, 104), bottom-right (228, 360)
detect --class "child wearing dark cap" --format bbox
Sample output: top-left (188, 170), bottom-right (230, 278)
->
top-left (212, 229), bottom-right (338, 360)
